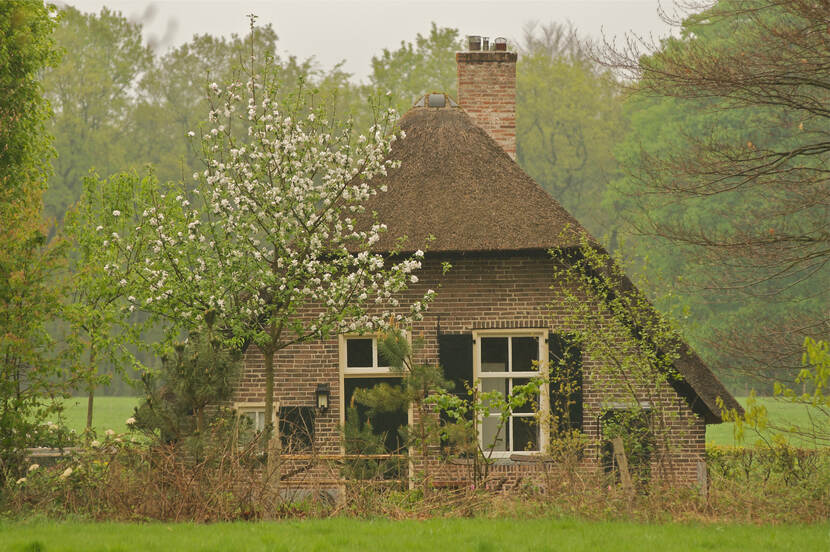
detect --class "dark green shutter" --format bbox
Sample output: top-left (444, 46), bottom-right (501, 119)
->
top-left (548, 333), bottom-right (583, 432)
top-left (438, 333), bottom-right (473, 398)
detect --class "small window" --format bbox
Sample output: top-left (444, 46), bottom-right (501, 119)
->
top-left (235, 402), bottom-right (269, 449)
top-left (340, 335), bottom-right (408, 459)
top-left (236, 403), bottom-right (267, 432)
top-left (343, 336), bottom-right (396, 374)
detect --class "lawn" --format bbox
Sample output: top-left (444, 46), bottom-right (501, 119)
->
top-left (706, 396), bottom-right (829, 448)
top-left (60, 396), bottom-right (140, 435)
top-left (0, 518), bottom-right (827, 552)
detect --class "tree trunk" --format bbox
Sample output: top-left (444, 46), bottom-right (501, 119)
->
top-left (86, 345), bottom-right (97, 433)
top-left (263, 348), bottom-right (275, 449)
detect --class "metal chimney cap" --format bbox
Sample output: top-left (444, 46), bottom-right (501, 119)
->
top-left (467, 35), bottom-right (482, 51)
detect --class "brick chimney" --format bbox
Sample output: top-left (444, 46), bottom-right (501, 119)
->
top-left (456, 37), bottom-right (517, 159)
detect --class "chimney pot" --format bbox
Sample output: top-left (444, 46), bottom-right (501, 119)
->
top-left (467, 35), bottom-right (481, 51)
top-left (494, 37), bottom-right (507, 51)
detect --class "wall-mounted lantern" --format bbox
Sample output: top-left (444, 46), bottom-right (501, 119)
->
top-left (315, 383), bottom-right (330, 412)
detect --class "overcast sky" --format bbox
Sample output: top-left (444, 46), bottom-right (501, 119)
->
top-left (57, 1), bottom-right (684, 82)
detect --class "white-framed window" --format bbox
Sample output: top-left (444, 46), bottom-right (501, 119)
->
top-left (342, 335), bottom-right (394, 375)
top-left (339, 334), bottom-right (409, 454)
top-left (235, 402), bottom-right (269, 432)
top-left (474, 330), bottom-right (548, 457)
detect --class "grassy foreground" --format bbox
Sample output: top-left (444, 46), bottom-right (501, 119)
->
top-left (1, 518), bottom-right (827, 552)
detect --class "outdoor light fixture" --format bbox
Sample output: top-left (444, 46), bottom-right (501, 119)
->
top-left (315, 383), bottom-right (330, 411)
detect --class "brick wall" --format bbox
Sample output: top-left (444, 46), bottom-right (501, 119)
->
top-left (236, 252), bottom-right (708, 489)
top-left (456, 51), bottom-right (517, 159)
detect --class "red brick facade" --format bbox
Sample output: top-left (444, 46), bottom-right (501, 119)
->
top-left (235, 253), bottom-right (707, 491)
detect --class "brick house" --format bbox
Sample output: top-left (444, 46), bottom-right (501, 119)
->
top-left (234, 43), bottom-right (742, 491)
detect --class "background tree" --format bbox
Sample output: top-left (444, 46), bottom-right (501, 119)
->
top-left (604, 0), bottom-right (830, 389)
top-left (137, 23), bottom-right (356, 186)
top-left (0, 0), bottom-right (71, 483)
top-left (41, 6), bottom-right (152, 221)
top-left (42, 8), bottom-right (356, 226)
top-left (517, 22), bottom-right (626, 246)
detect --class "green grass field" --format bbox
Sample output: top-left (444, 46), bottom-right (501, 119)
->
top-left (60, 396), bottom-right (140, 435)
top-left (60, 395), bottom-right (827, 448)
top-left (705, 396), bottom-right (829, 448)
top-left (0, 518), bottom-right (827, 552)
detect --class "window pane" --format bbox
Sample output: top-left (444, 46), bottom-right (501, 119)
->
top-left (482, 416), bottom-right (507, 452)
top-left (347, 338), bottom-right (374, 368)
top-left (344, 377), bottom-right (407, 453)
top-left (511, 378), bottom-right (538, 414)
top-left (511, 337), bottom-right (538, 372)
top-left (513, 417), bottom-right (539, 451)
top-left (481, 337), bottom-right (508, 372)
top-left (481, 377), bottom-right (508, 413)
top-left (245, 411), bottom-right (265, 432)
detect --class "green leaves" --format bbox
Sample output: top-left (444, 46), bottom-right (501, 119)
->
top-left (0, 0), bottom-right (72, 484)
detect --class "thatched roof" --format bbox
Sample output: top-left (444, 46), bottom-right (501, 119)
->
top-left (362, 100), bottom-right (589, 253)
top-left (364, 95), bottom-right (741, 423)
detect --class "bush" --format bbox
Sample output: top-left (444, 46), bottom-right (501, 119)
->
top-left (3, 419), bottom-right (282, 522)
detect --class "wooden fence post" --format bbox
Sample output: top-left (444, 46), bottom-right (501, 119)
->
top-left (611, 437), bottom-right (634, 493)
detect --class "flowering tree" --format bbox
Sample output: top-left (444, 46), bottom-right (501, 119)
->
top-left (95, 44), bottom-right (433, 445)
